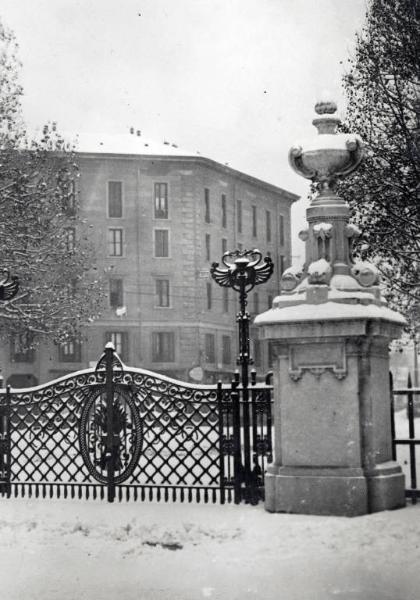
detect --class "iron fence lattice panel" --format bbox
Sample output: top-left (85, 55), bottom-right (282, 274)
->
top-left (392, 373), bottom-right (420, 504)
top-left (0, 356), bottom-right (273, 504)
top-left (0, 367), bottom-right (240, 503)
top-left (112, 370), bottom-right (233, 502)
top-left (5, 371), bottom-right (107, 499)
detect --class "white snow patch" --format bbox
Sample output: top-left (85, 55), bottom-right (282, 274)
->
top-left (313, 222), bottom-right (333, 234)
top-left (0, 495), bottom-right (420, 599)
top-left (255, 299), bottom-right (406, 325)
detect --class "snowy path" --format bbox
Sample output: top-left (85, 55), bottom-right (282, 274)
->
top-left (0, 498), bottom-right (419, 600)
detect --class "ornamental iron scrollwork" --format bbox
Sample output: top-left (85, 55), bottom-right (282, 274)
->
top-left (95, 342), bottom-right (125, 372)
top-left (0, 343), bottom-right (274, 505)
top-left (210, 249), bottom-right (273, 295)
top-left (78, 386), bottom-right (143, 485)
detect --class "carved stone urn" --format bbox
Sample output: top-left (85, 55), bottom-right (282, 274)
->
top-left (289, 99), bottom-right (363, 196)
top-left (255, 100), bottom-right (406, 517)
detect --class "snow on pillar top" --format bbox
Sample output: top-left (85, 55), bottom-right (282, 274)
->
top-left (255, 101), bottom-right (405, 327)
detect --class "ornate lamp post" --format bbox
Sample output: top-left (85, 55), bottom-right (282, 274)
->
top-left (211, 249), bottom-right (273, 499)
top-left (211, 249), bottom-right (273, 386)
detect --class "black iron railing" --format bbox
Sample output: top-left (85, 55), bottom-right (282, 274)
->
top-left (0, 344), bottom-right (273, 504)
top-left (391, 372), bottom-right (420, 504)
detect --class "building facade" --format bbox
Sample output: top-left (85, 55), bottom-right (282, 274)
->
top-left (2, 135), bottom-right (298, 386)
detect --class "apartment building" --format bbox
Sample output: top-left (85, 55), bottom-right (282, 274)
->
top-left (2, 133), bottom-right (298, 386)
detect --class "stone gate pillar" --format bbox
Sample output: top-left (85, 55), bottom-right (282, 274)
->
top-left (255, 100), bottom-right (406, 516)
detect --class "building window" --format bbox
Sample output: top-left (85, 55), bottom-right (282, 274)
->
top-left (204, 188), bottom-right (210, 223)
top-left (279, 215), bottom-right (285, 246)
top-left (222, 238), bottom-right (227, 255)
top-left (152, 331), bottom-right (175, 362)
top-left (204, 333), bottom-right (215, 363)
top-left (206, 282), bottom-right (212, 309)
top-left (154, 183), bottom-right (168, 219)
top-left (205, 234), bottom-right (211, 261)
top-left (155, 279), bottom-right (170, 307)
top-left (58, 339), bottom-right (81, 362)
top-left (279, 255), bottom-right (285, 275)
top-left (221, 194), bottom-right (227, 228)
top-left (108, 228), bottom-right (123, 256)
top-left (106, 331), bottom-right (128, 362)
top-left (254, 340), bottom-right (261, 368)
top-left (252, 205), bottom-right (257, 237)
top-left (154, 229), bottom-right (169, 257)
top-left (222, 335), bottom-right (231, 365)
top-left (64, 180), bottom-right (76, 216)
top-left (253, 292), bottom-right (259, 314)
top-left (266, 210), bottom-right (271, 242)
top-left (223, 288), bottom-right (229, 313)
top-left (11, 332), bottom-right (34, 363)
top-left (237, 200), bottom-right (242, 233)
top-left (108, 181), bottom-right (122, 218)
top-left (65, 227), bottom-right (75, 252)
top-left (109, 278), bottom-right (123, 309)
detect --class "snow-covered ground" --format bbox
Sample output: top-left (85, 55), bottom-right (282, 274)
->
top-left (1, 497), bottom-right (420, 600)
top-left (0, 408), bottom-right (417, 600)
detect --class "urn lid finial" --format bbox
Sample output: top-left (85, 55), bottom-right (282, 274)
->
top-left (314, 99), bottom-right (337, 115)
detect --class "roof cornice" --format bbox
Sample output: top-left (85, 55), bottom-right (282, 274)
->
top-left (76, 151), bottom-right (299, 202)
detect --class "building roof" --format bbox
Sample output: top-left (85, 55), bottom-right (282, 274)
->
top-left (73, 131), bottom-right (299, 202)
top-left (74, 131), bottom-right (195, 157)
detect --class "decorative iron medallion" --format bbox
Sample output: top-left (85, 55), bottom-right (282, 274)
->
top-left (78, 386), bottom-right (143, 484)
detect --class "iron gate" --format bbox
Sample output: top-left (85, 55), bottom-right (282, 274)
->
top-left (391, 371), bottom-right (420, 504)
top-left (0, 344), bottom-right (273, 504)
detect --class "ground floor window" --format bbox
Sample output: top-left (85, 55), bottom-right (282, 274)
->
top-left (204, 333), bottom-right (216, 364)
top-left (11, 333), bottom-right (35, 363)
top-left (152, 331), bottom-right (175, 362)
top-left (222, 335), bottom-right (231, 365)
top-left (58, 339), bottom-right (82, 362)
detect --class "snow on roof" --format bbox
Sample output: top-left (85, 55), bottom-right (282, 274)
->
top-left (61, 130), bottom-right (299, 200)
top-left (72, 131), bottom-right (199, 157)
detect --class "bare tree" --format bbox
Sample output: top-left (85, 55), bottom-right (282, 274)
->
top-left (0, 19), bottom-right (104, 346)
top-left (341, 0), bottom-right (420, 325)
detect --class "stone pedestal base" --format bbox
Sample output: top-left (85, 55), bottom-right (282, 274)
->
top-left (366, 461), bottom-right (406, 513)
top-left (265, 462), bottom-right (405, 517)
top-left (255, 313), bottom-right (407, 517)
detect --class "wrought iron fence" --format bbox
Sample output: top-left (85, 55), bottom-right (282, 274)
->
top-left (391, 372), bottom-right (420, 504)
top-left (0, 345), bottom-right (273, 504)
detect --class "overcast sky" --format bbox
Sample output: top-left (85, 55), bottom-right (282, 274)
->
top-left (1, 0), bottom-right (367, 261)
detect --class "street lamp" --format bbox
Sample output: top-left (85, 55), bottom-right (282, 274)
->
top-left (211, 249), bottom-right (273, 502)
top-left (211, 249), bottom-right (273, 387)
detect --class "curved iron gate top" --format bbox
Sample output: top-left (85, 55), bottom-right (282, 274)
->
top-left (0, 345), bottom-right (273, 504)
